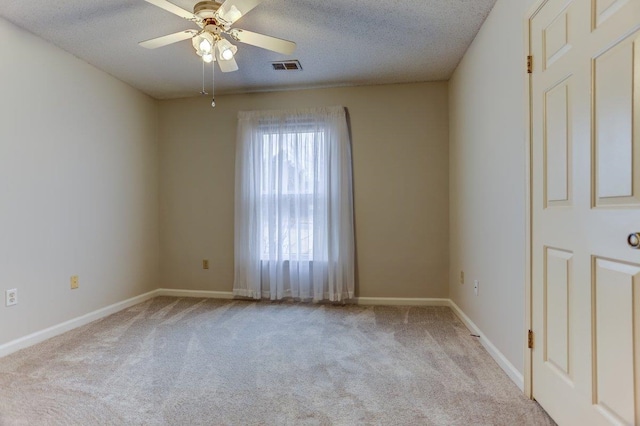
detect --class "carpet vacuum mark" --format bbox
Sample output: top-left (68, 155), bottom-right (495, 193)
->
top-left (0, 297), bottom-right (554, 425)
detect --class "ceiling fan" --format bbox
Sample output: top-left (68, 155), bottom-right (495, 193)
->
top-left (139, 0), bottom-right (296, 72)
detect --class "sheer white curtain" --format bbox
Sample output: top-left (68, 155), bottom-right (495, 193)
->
top-left (233, 106), bottom-right (355, 302)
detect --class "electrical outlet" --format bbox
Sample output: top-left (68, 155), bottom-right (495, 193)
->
top-left (474, 280), bottom-right (479, 296)
top-left (460, 270), bottom-right (464, 284)
top-left (202, 259), bottom-right (210, 270)
top-left (70, 275), bottom-right (79, 289)
top-left (6, 289), bottom-right (17, 307)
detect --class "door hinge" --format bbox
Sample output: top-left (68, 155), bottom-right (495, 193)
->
top-left (528, 329), bottom-right (534, 349)
top-left (527, 55), bottom-right (533, 74)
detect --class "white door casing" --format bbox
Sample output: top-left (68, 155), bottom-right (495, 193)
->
top-left (530, 0), bottom-right (640, 424)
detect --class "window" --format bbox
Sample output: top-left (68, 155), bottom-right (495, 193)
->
top-left (259, 130), bottom-right (322, 261)
top-left (234, 106), bottom-right (355, 302)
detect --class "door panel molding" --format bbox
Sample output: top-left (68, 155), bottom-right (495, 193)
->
top-left (591, 257), bottom-right (640, 424)
top-left (592, 29), bottom-right (640, 208)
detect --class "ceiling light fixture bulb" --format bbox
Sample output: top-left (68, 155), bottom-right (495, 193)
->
top-left (199, 39), bottom-right (212, 53)
top-left (203, 53), bottom-right (213, 63)
top-left (193, 32), bottom-right (215, 56)
top-left (221, 48), bottom-right (234, 60)
top-left (216, 39), bottom-right (238, 61)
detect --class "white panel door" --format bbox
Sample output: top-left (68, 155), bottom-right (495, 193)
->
top-left (530, 0), bottom-right (640, 424)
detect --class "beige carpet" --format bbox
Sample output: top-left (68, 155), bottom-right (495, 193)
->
top-left (0, 297), bottom-right (554, 425)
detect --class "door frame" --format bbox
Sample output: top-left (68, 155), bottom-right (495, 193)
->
top-left (524, 0), bottom-right (552, 401)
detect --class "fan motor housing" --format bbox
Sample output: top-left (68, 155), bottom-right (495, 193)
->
top-left (194, 1), bottom-right (221, 19)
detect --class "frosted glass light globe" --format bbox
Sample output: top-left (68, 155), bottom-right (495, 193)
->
top-left (199, 39), bottom-right (212, 53)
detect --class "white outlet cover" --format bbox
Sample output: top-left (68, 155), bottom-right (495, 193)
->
top-left (6, 288), bottom-right (18, 306)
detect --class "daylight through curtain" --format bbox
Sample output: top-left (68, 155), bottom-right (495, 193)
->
top-left (233, 106), bottom-right (355, 301)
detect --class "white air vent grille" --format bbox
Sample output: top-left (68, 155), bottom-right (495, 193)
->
top-left (272, 60), bottom-right (302, 71)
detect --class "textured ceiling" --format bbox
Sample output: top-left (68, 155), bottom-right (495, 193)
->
top-left (0, 0), bottom-right (497, 99)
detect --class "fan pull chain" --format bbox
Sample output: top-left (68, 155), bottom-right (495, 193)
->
top-left (211, 60), bottom-right (216, 108)
top-left (200, 60), bottom-right (208, 96)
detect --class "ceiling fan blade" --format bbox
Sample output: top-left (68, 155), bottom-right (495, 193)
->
top-left (216, 0), bottom-right (262, 24)
top-left (144, 0), bottom-right (198, 21)
top-left (139, 30), bottom-right (196, 49)
top-left (229, 29), bottom-right (296, 55)
top-left (218, 56), bottom-right (239, 73)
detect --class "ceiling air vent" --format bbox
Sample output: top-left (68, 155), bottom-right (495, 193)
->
top-left (272, 60), bottom-right (302, 71)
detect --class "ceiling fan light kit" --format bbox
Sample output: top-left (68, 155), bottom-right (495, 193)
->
top-left (139, 0), bottom-right (297, 106)
top-left (140, 0), bottom-right (296, 106)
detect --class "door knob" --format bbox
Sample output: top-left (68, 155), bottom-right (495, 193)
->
top-left (628, 233), bottom-right (640, 249)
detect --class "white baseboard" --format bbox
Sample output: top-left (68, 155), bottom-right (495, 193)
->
top-left (448, 300), bottom-right (524, 391)
top-left (355, 297), bottom-right (450, 306)
top-left (0, 289), bottom-right (160, 359)
top-left (156, 290), bottom-right (449, 306)
top-left (156, 288), bottom-right (235, 299)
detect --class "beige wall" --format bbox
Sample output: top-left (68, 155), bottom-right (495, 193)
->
top-left (449, 0), bottom-right (537, 375)
top-left (0, 18), bottom-right (160, 346)
top-left (159, 82), bottom-right (449, 298)
top-left (0, 0), bottom-right (546, 375)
